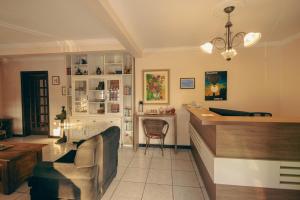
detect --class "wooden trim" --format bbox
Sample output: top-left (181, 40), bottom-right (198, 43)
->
top-left (191, 140), bottom-right (216, 200)
top-left (190, 113), bottom-right (216, 155)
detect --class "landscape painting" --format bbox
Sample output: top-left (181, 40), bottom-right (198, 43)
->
top-left (143, 69), bottom-right (169, 104)
top-left (205, 71), bottom-right (227, 101)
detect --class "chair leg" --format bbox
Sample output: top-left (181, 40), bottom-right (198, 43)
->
top-left (160, 138), bottom-right (164, 156)
top-left (144, 137), bottom-right (148, 155)
top-left (144, 137), bottom-right (150, 155)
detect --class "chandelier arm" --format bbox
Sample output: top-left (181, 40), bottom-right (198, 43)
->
top-left (231, 32), bottom-right (246, 47)
top-left (211, 37), bottom-right (226, 50)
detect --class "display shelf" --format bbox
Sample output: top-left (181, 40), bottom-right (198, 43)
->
top-left (68, 52), bottom-right (134, 147)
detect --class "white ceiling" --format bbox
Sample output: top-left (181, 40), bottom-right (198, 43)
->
top-left (0, 0), bottom-right (113, 44)
top-left (0, 0), bottom-right (299, 54)
top-left (108, 0), bottom-right (300, 49)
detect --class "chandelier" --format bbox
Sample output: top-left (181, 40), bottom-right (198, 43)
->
top-left (200, 6), bottom-right (261, 61)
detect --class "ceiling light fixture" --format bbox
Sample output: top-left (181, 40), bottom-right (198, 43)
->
top-left (200, 6), bottom-right (261, 61)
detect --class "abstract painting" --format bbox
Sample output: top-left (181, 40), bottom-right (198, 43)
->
top-left (143, 69), bottom-right (169, 104)
top-left (205, 71), bottom-right (227, 101)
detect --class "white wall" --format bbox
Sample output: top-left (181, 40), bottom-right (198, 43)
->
top-left (1, 39), bottom-right (299, 144)
top-left (135, 46), bottom-right (283, 145)
top-left (0, 65), bottom-right (3, 117)
top-left (280, 38), bottom-right (300, 117)
top-left (1, 55), bottom-right (67, 135)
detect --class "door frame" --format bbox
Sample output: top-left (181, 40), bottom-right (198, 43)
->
top-left (21, 71), bottom-right (50, 136)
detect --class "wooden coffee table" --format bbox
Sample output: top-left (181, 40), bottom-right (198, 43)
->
top-left (0, 142), bottom-right (45, 194)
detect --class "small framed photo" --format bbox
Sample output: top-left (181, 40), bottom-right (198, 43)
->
top-left (62, 86), bottom-right (66, 96)
top-left (52, 76), bottom-right (60, 85)
top-left (180, 78), bottom-right (195, 89)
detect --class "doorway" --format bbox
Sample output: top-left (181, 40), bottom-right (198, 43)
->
top-left (21, 71), bottom-right (50, 136)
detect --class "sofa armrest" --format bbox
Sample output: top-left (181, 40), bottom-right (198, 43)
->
top-left (55, 150), bottom-right (76, 163)
top-left (53, 162), bottom-right (97, 179)
top-left (33, 161), bottom-right (97, 180)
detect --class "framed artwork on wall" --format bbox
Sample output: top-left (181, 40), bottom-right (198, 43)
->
top-left (205, 71), bottom-right (227, 101)
top-left (143, 69), bottom-right (169, 104)
top-left (52, 76), bottom-right (60, 85)
top-left (180, 78), bottom-right (195, 89)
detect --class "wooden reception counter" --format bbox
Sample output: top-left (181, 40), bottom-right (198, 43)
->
top-left (186, 106), bottom-right (300, 200)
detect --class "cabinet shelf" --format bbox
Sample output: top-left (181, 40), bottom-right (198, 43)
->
top-left (88, 90), bottom-right (105, 92)
top-left (69, 52), bottom-right (135, 147)
top-left (105, 62), bottom-right (123, 65)
top-left (72, 64), bottom-right (88, 66)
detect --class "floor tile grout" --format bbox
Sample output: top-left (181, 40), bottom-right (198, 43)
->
top-left (140, 149), bottom-right (153, 200)
top-left (171, 149), bottom-right (175, 200)
top-left (3, 137), bottom-right (205, 200)
top-left (189, 151), bottom-right (207, 200)
top-left (108, 148), bottom-right (135, 200)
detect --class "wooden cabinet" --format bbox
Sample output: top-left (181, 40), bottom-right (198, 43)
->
top-left (67, 52), bottom-right (134, 147)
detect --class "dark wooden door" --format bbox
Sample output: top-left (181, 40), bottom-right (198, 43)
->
top-left (21, 71), bottom-right (49, 136)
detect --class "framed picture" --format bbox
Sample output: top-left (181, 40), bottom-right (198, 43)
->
top-left (180, 78), bottom-right (195, 89)
top-left (205, 71), bottom-right (227, 101)
top-left (143, 69), bottom-right (169, 104)
top-left (52, 76), bottom-right (60, 85)
top-left (62, 86), bottom-right (66, 96)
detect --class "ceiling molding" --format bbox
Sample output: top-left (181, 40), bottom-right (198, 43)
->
top-left (83, 0), bottom-right (142, 57)
top-left (144, 32), bottom-right (300, 53)
top-left (144, 46), bottom-right (201, 53)
top-left (2, 54), bottom-right (65, 63)
top-left (0, 38), bottom-right (125, 56)
top-left (0, 20), bottom-right (57, 39)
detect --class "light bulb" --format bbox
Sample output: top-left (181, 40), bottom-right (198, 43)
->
top-left (200, 42), bottom-right (213, 54)
top-left (221, 49), bottom-right (237, 61)
top-left (244, 32), bottom-right (261, 47)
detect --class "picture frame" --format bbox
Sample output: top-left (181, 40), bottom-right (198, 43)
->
top-left (52, 76), bottom-right (60, 85)
top-left (143, 69), bottom-right (169, 104)
top-left (62, 86), bottom-right (66, 96)
top-left (205, 71), bottom-right (227, 101)
top-left (180, 78), bottom-right (195, 89)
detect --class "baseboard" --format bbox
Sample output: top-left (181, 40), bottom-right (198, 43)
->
top-left (138, 144), bottom-right (191, 149)
top-left (12, 134), bottom-right (25, 137)
top-left (48, 136), bottom-right (60, 138)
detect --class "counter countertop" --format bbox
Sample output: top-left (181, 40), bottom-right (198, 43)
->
top-left (185, 105), bottom-right (300, 125)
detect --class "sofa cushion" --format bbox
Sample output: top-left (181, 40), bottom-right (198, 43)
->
top-left (74, 134), bottom-right (99, 168)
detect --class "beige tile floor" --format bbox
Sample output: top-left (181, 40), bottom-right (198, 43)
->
top-left (0, 136), bottom-right (210, 200)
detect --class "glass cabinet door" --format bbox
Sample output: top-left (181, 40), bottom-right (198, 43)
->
top-left (107, 78), bottom-right (122, 115)
top-left (88, 78), bottom-right (106, 115)
top-left (74, 80), bottom-right (88, 114)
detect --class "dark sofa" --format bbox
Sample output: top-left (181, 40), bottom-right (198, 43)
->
top-left (28, 126), bottom-right (120, 200)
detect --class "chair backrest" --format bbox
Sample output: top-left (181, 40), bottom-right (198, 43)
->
top-left (142, 119), bottom-right (169, 137)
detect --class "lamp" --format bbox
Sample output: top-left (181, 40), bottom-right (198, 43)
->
top-left (200, 6), bottom-right (261, 61)
top-left (55, 106), bottom-right (67, 144)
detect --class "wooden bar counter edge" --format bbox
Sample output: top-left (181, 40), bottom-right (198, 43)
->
top-left (185, 105), bottom-right (300, 200)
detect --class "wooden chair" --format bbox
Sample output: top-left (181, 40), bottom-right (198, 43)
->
top-left (142, 119), bottom-right (169, 155)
